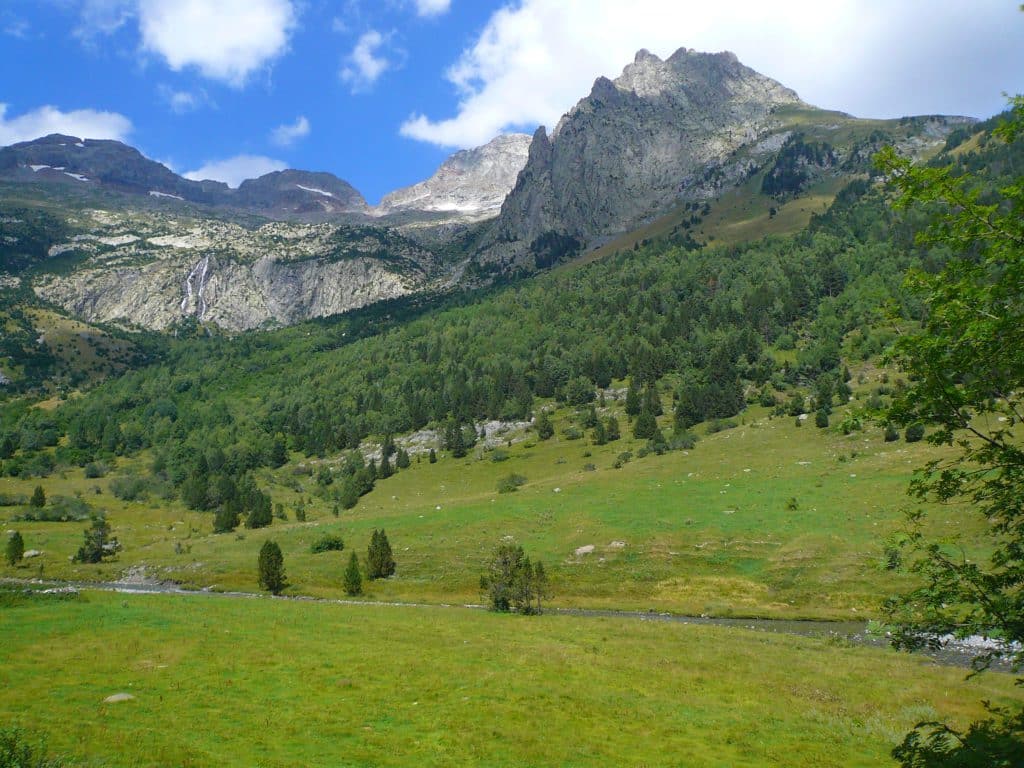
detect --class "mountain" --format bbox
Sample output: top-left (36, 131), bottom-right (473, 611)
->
top-left (0, 134), bottom-right (367, 216)
top-left (377, 134), bottom-right (531, 218)
top-left (476, 48), bottom-right (972, 268)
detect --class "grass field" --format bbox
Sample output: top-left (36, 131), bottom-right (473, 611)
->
top-left (0, 374), bottom-right (988, 620)
top-left (1, 589), bottom-right (1020, 768)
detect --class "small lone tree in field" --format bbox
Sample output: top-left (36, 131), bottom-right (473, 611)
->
top-left (343, 551), bottom-right (362, 596)
top-left (73, 517), bottom-right (117, 564)
top-left (366, 529), bottom-right (395, 579)
top-left (481, 539), bottom-right (549, 614)
top-left (30, 486), bottom-right (45, 509)
top-left (257, 540), bottom-right (286, 594)
top-left (5, 531), bottom-right (24, 566)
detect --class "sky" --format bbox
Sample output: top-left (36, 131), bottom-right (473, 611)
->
top-left (0, 1), bottom-right (1021, 203)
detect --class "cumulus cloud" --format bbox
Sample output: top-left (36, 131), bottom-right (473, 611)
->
top-left (184, 154), bottom-right (287, 187)
top-left (270, 115), bottom-right (310, 147)
top-left (0, 103), bottom-right (133, 146)
top-left (341, 30), bottom-right (391, 93)
top-left (401, 0), bottom-right (1023, 148)
top-left (413, 0), bottom-right (451, 17)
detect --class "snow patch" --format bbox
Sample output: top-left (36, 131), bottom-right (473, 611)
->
top-left (63, 172), bottom-right (90, 182)
top-left (296, 184), bottom-right (335, 198)
top-left (29, 165), bottom-right (51, 172)
top-left (149, 191), bottom-right (185, 201)
top-left (47, 243), bottom-right (79, 257)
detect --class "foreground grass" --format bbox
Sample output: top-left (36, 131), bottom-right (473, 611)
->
top-left (1, 590), bottom-right (1020, 767)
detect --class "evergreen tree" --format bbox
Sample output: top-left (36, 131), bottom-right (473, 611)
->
top-left (605, 416), bottom-right (621, 441)
top-left (633, 409), bottom-right (658, 440)
top-left (624, 378), bottom-right (641, 417)
top-left (270, 433), bottom-right (288, 468)
top-left (73, 517), bottom-right (115, 564)
top-left (428, 448), bottom-right (437, 464)
top-left (5, 531), bottom-right (24, 566)
top-left (339, 478), bottom-right (360, 509)
top-left (214, 504), bottom-right (240, 533)
top-left (367, 529), bottom-right (396, 579)
top-left (257, 540), bottom-right (286, 594)
top-left (29, 486), bottom-right (45, 509)
top-left (592, 419), bottom-right (607, 445)
top-left (532, 560), bottom-right (550, 614)
top-left (395, 448), bottom-right (411, 469)
top-left (377, 453), bottom-right (393, 479)
top-left (815, 409), bottom-right (830, 428)
top-left (536, 411), bottom-right (554, 440)
top-left (343, 551), bottom-right (362, 596)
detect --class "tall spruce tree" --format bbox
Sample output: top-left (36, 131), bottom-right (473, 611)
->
top-left (257, 540), bottom-right (286, 594)
top-left (5, 531), bottom-right (24, 566)
top-left (344, 551), bottom-right (362, 596)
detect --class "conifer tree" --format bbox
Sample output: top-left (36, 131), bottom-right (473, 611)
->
top-left (344, 551), bottom-right (362, 596)
top-left (5, 531), bottom-right (24, 566)
top-left (605, 416), bottom-right (621, 441)
top-left (29, 486), bottom-right (45, 509)
top-left (257, 540), bottom-right (286, 594)
top-left (428, 448), bottom-right (437, 464)
top-left (535, 411), bottom-right (554, 440)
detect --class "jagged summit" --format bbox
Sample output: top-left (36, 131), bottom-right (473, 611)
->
top-left (377, 133), bottom-right (532, 218)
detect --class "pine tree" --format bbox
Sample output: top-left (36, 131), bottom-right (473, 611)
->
top-left (633, 409), bottom-right (658, 440)
top-left (625, 378), bottom-right (641, 417)
top-left (270, 433), bottom-right (288, 468)
top-left (592, 419), bottom-right (607, 445)
top-left (73, 517), bottom-right (115, 564)
top-left (214, 504), bottom-right (240, 534)
top-left (378, 453), bottom-right (393, 479)
top-left (605, 416), bottom-right (621, 441)
top-left (5, 531), bottom-right (24, 566)
top-left (395, 448), bottom-right (411, 469)
top-left (532, 560), bottom-right (550, 614)
top-left (536, 411), bottom-right (554, 440)
top-left (344, 551), bottom-right (362, 596)
top-left (428, 448), bottom-right (437, 464)
top-left (29, 486), bottom-right (45, 509)
top-left (367, 529), bottom-right (396, 579)
top-left (257, 540), bottom-right (286, 594)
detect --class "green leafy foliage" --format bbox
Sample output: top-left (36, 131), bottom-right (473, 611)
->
top-left (257, 541), bottom-right (286, 594)
top-left (480, 540), bottom-right (550, 614)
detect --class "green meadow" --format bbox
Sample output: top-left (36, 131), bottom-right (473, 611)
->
top-left (1, 382), bottom-right (986, 620)
top-left (2, 590), bottom-right (1020, 768)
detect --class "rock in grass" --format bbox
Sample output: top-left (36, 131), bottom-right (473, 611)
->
top-left (103, 693), bottom-right (135, 704)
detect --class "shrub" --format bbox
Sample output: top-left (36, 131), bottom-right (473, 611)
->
top-left (110, 475), bottom-right (151, 501)
top-left (311, 534), bottom-right (345, 554)
top-left (497, 473), bottom-right (527, 493)
top-left (905, 423), bottom-right (925, 443)
top-left (83, 462), bottom-right (108, 479)
top-left (706, 419), bottom-right (738, 434)
top-left (884, 424), bottom-right (899, 442)
top-left (490, 449), bottom-right (510, 463)
top-left (669, 431), bottom-right (698, 450)
top-left (562, 426), bottom-right (583, 441)
top-left (815, 409), bottom-right (830, 428)
top-left (0, 727), bottom-right (66, 767)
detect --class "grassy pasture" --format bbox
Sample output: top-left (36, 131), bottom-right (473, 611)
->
top-left (1, 386), bottom-right (988, 619)
top-left (1, 590), bottom-right (1020, 768)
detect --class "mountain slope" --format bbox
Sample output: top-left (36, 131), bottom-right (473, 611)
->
top-left (477, 48), bottom-right (972, 269)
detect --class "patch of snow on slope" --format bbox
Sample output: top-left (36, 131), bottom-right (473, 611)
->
top-left (296, 184), bottom-right (335, 198)
top-left (64, 172), bottom-right (90, 182)
top-left (149, 191), bottom-right (185, 200)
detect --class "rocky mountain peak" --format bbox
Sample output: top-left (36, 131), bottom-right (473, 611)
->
top-left (377, 133), bottom-right (532, 218)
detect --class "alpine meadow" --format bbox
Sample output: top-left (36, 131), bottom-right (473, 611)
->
top-left (1, 3), bottom-right (1023, 766)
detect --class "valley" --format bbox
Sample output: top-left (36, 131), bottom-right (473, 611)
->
top-left (1, 31), bottom-right (1022, 768)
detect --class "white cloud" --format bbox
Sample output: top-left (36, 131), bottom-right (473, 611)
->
top-left (137, 0), bottom-right (296, 86)
top-left (157, 85), bottom-right (210, 114)
top-left (401, 0), bottom-right (1024, 148)
top-left (341, 30), bottom-right (391, 93)
top-left (270, 115), bottom-right (310, 147)
top-left (413, 0), bottom-right (451, 17)
top-left (183, 154), bottom-right (287, 188)
top-left (0, 103), bottom-right (133, 147)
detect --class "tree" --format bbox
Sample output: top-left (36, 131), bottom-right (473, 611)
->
top-left (605, 415), bottom-right (621, 441)
top-left (877, 97), bottom-right (1024, 763)
top-left (366, 529), bottom-right (395, 579)
top-left (343, 551), bottom-right (362, 596)
top-left (73, 517), bottom-right (117, 564)
top-left (395, 448), bottom-right (411, 469)
top-left (814, 409), bottom-right (829, 429)
top-left (213, 505), bottom-right (240, 534)
top-left (428, 448), bottom-right (437, 464)
top-left (535, 411), bottom-right (554, 440)
top-left (29, 486), bottom-right (45, 509)
top-left (5, 531), bottom-right (24, 566)
top-left (480, 539), bottom-right (547, 613)
top-left (532, 560), bottom-right (551, 614)
top-left (257, 540), bottom-right (286, 594)
top-left (633, 408), bottom-right (658, 440)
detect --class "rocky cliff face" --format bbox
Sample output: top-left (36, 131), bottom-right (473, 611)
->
top-left (377, 134), bottom-right (531, 218)
top-left (480, 48), bottom-right (805, 265)
top-left (31, 209), bottom-right (431, 332)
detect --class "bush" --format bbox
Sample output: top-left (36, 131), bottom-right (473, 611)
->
top-left (669, 431), bottom-right (698, 450)
top-left (497, 473), bottom-right (527, 493)
top-left (884, 424), bottom-right (899, 442)
top-left (562, 426), bottom-right (583, 440)
top-left (905, 423), bottom-right (925, 443)
top-left (14, 496), bottom-right (92, 523)
top-left (490, 449), bottom-right (510, 463)
top-left (0, 493), bottom-right (27, 507)
top-left (311, 534), bottom-right (345, 554)
top-left (815, 409), bottom-right (830, 428)
top-left (83, 462), bottom-right (108, 479)
top-left (110, 475), bottom-right (151, 501)
top-left (706, 418), bottom-right (738, 434)
top-left (0, 727), bottom-right (66, 767)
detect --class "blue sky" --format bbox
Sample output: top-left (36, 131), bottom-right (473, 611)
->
top-left (1, 1), bottom-right (1021, 203)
